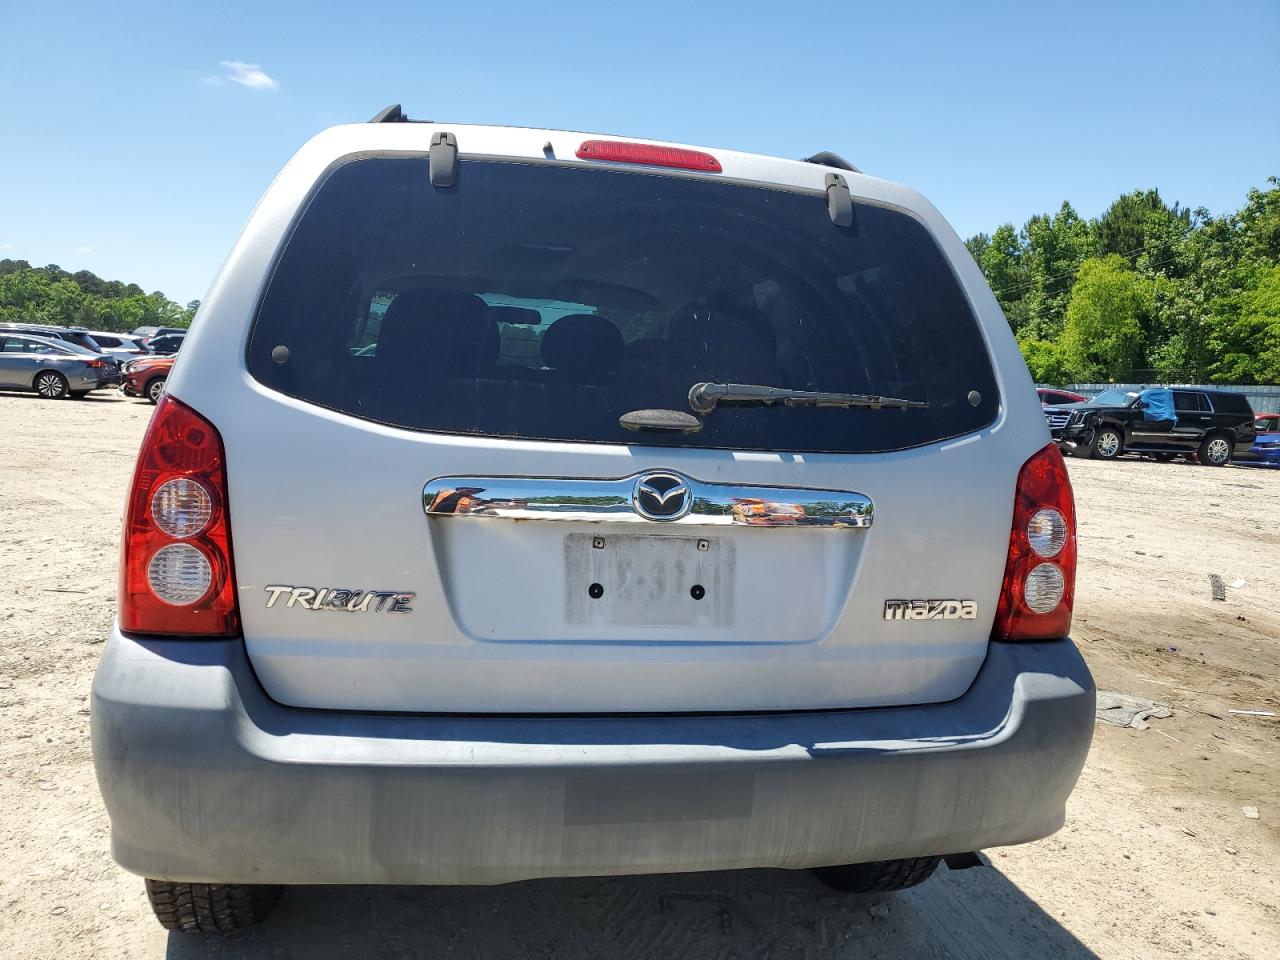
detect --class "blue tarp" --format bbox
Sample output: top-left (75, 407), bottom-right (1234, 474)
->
top-left (1142, 388), bottom-right (1176, 423)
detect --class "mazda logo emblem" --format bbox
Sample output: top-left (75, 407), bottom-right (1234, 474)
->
top-left (632, 472), bottom-right (691, 521)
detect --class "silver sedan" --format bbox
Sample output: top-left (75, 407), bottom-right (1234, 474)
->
top-left (0, 333), bottom-right (120, 399)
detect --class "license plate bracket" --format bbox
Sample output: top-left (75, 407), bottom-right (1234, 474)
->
top-left (563, 533), bottom-right (735, 628)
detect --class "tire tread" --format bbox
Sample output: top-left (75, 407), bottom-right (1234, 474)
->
top-left (813, 855), bottom-right (942, 893)
top-left (144, 879), bottom-right (281, 932)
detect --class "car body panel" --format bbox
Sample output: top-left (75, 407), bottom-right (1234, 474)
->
top-left (1239, 413), bottom-right (1280, 465)
top-left (92, 628), bottom-right (1094, 884)
top-left (159, 121), bottom-right (1054, 714)
top-left (86, 331), bottom-right (149, 360)
top-left (1037, 388), bottom-right (1085, 406)
top-left (120, 355), bottom-right (174, 398)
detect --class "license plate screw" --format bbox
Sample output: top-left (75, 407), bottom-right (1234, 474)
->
top-left (697, 539), bottom-right (710, 552)
top-left (592, 536), bottom-right (605, 550)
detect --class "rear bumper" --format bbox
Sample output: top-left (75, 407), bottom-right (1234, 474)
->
top-left (91, 628), bottom-right (1094, 885)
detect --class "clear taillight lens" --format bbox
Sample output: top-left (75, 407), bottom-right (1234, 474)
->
top-left (150, 477), bottom-right (212, 538)
top-left (147, 543), bottom-right (213, 605)
top-left (1023, 562), bottom-right (1066, 613)
top-left (1027, 508), bottom-right (1067, 557)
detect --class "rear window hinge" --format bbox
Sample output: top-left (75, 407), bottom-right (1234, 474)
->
top-left (825, 173), bottom-right (854, 228)
top-left (430, 132), bottom-right (458, 188)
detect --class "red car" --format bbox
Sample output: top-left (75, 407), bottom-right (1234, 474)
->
top-left (1037, 388), bottom-right (1087, 406)
top-left (120, 355), bottom-right (174, 403)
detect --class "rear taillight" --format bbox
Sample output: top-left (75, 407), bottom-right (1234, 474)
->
top-left (576, 140), bottom-right (722, 172)
top-left (992, 443), bottom-right (1076, 641)
top-left (84, 358), bottom-right (107, 368)
top-left (119, 396), bottom-right (239, 636)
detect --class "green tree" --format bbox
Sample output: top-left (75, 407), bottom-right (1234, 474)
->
top-left (976, 223), bottom-right (1029, 329)
top-left (1207, 264), bottom-right (1280, 383)
top-left (1095, 189), bottom-right (1190, 265)
top-left (0, 260), bottom-right (192, 333)
top-left (1060, 255), bottom-right (1153, 381)
top-left (1017, 335), bottom-right (1073, 384)
top-left (1020, 202), bottom-right (1093, 341)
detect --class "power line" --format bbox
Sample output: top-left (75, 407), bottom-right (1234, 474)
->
top-left (991, 245), bottom-right (1186, 299)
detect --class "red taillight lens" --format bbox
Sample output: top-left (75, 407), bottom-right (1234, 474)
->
top-left (119, 396), bottom-right (239, 636)
top-left (992, 443), bottom-right (1077, 641)
top-left (85, 358), bottom-right (107, 368)
top-left (576, 140), bottom-right (722, 172)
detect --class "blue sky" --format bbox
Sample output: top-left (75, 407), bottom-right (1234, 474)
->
top-left (1, 0), bottom-right (1277, 304)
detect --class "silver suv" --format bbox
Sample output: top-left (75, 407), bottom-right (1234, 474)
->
top-left (92, 109), bottom-right (1094, 933)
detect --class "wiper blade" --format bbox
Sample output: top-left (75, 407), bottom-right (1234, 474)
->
top-left (688, 381), bottom-right (928, 415)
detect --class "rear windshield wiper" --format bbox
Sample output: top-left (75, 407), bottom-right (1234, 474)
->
top-left (688, 381), bottom-right (928, 415)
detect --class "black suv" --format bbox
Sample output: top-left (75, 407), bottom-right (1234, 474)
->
top-left (1046, 387), bottom-right (1256, 466)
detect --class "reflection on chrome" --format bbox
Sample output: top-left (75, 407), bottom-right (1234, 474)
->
top-left (424, 473), bottom-right (873, 528)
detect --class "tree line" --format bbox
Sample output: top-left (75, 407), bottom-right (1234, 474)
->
top-left (965, 177), bottom-right (1280, 386)
top-left (0, 260), bottom-right (196, 333)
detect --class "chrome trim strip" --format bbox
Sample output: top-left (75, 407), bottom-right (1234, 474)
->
top-left (423, 472), bottom-right (873, 528)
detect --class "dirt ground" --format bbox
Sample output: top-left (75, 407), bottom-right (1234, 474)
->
top-left (1, 390), bottom-right (1277, 960)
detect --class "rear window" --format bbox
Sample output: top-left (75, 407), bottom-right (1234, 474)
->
top-left (248, 157), bottom-right (999, 453)
top-left (1209, 392), bottom-right (1253, 416)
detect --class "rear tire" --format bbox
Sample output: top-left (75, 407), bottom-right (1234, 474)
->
top-left (1091, 427), bottom-right (1123, 460)
top-left (144, 879), bottom-right (282, 933)
top-left (33, 370), bottom-right (69, 399)
top-left (813, 856), bottom-right (942, 893)
top-left (1198, 434), bottom-right (1233, 467)
top-left (145, 377), bottom-right (166, 404)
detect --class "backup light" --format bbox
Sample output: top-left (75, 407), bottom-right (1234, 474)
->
top-left (147, 543), bottom-right (213, 606)
top-left (1023, 563), bottom-right (1066, 614)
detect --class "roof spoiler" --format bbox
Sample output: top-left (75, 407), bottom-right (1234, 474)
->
top-left (801, 151), bottom-right (860, 174)
top-left (369, 104), bottom-right (406, 123)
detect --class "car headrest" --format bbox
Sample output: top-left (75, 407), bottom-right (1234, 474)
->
top-left (377, 289), bottom-right (498, 373)
top-left (540, 314), bottom-right (624, 379)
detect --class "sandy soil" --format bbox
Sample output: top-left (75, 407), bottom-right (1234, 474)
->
top-left (0, 390), bottom-right (1276, 959)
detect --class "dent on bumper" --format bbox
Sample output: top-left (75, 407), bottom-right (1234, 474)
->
top-left (91, 628), bottom-right (1095, 885)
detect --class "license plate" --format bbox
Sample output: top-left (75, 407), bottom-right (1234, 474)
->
top-left (563, 533), bottom-right (735, 628)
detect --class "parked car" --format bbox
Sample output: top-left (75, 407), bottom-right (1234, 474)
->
top-left (84, 331), bottom-right (149, 360)
top-left (0, 332), bottom-right (120, 398)
top-left (1048, 386), bottom-right (1256, 465)
top-left (130, 325), bottom-right (186, 340)
top-left (92, 113), bottom-right (1094, 933)
top-left (141, 332), bottom-right (185, 355)
top-left (1237, 413), bottom-right (1280, 466)
top-left (1037, 388), bottom-right (1086, 406)
top-left (119, 354), bottom-right (174, 403)
top-left (0, 322), bottom-right (103, 353)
